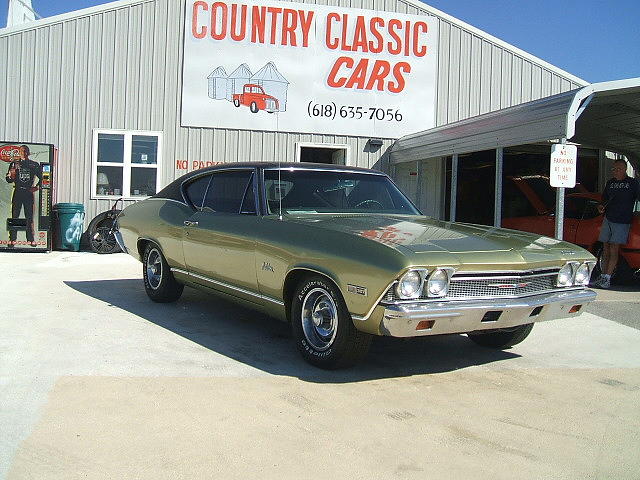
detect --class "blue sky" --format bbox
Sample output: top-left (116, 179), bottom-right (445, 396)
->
top-left (2, 0), bottom-right (639, 83)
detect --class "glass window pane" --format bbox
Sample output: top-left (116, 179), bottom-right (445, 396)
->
top-left (131, 167), bottom-right (158, 197)
top-left (240, 173), bottom-right (256, 214)
top-left (132, 136), bottom-right (158, 165)
top-left (263, 170), bottom-right (419, 215)
top-left (97, 134), bottom-right (124, 163)
top-left (184, 175), bottom-right (211, 209)
top-left (96, 165), bottom-right (123, 196)
top-left (203, 171), bottom-right (253, 214)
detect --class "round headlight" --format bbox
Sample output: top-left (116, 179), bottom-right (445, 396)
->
top-left (427, 268), bottom-right (450, 297)
top-left (574, 263), bottom-right (591, 286)
top-left (396, 270), bottom-right (423, 299)
top-left (557, 263), bottom-right (574, 287)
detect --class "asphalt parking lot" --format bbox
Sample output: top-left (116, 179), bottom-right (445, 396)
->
top-left (1, 251), bottom-right (639, 480)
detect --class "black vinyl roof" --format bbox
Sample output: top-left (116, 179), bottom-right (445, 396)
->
top-left (188, 162), bottom-right (381, 174)
top-left (154, 162), bottom-right (387, 202)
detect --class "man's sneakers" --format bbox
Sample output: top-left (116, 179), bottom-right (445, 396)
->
top-left (592, 274), bottom-right (611, 289)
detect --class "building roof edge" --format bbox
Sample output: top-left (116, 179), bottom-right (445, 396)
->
top-left (0, 0), bottom-right (153, 36)
top-left (1, 0), bottom-right (588, 86)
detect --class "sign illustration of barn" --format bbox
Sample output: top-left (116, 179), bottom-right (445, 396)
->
top-left (207, 62), bottom-right (290, 114)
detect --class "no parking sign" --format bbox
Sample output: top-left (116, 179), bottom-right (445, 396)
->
top-left (550, 144), bottom-right (577, 188)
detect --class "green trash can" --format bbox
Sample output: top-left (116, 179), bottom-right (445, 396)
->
top-left (52, 203), bottom-right (85, 251)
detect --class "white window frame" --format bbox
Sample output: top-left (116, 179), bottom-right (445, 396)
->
top-left (91, 129), bottom-right (163, 200)
top-left (295, 142), bottom-right (350, 165)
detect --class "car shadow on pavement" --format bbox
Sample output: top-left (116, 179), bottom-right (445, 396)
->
top-left (65, 279), bottom-right (520, 383)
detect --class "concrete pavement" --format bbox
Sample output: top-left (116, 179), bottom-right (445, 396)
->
top-left (1, 251), bottom-right (639, 479)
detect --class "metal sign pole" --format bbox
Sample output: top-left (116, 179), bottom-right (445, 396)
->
top-left (554, 138), bottom-right (567, 240)
top-left (450, 154), bottom-right (458, 222)
top-left (494, 147), bottom-right (503, 227)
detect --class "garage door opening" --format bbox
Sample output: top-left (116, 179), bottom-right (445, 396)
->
top-left (297, 144), bottom-right (347, 165)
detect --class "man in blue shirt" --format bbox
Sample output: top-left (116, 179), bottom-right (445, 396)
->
top-left (593, 159), bottom-right (640, 288)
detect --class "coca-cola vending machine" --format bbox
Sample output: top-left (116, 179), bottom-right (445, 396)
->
top-left (0, 141), bottom-right (54, 252)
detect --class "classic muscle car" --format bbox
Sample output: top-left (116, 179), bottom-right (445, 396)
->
top-left (115, 163), bottom-right (597, 369)
top-left (502, 175), bottom-right (640, 283)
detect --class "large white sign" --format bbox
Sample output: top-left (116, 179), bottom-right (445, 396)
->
top-left (549, 144), bottom-right (577, 188)
top-left (182, 0), bottom-right (439, 138)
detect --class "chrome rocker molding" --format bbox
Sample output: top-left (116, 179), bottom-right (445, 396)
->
top-left (379, 288), bottom-right (596, 337)
top-left (172, 268), bottom-right (285, 306)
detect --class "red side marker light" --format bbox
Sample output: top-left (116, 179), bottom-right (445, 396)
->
top-left (416, 320), bottom-right (435, 330)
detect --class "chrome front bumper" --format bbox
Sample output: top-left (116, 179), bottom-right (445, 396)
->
top-left (379, 289), bottom-right (596, 337)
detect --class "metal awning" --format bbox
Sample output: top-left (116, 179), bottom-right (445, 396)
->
top-left (390, 78), bottom-right (640, 168)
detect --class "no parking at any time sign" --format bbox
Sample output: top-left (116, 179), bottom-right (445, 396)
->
top-left (549, 144), bottom-right (577, 188)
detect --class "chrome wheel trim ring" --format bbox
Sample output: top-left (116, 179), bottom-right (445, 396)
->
top-left (301, 287), bottom-right (338, 351)
top-left (146, 248), bottom-right (163, 290)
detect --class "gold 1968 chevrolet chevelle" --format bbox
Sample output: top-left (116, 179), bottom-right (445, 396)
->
top-left (115, 162), bottom-right (597, 369)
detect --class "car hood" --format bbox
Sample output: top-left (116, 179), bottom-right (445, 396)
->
top-left (285, 214), bottom-right (591, 267)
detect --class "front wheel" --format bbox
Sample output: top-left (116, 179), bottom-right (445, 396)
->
top-left (143, 244), bottom-right (184, 303)
top-left (467, 323), bottom-right (534, 349)
top-left (250, 101), bottom-right (259, 113)
top-left (291, 276), bottom-right (371, 369)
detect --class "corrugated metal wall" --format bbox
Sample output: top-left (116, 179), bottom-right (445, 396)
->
top-left (0, 0), bottom-right (586, 220)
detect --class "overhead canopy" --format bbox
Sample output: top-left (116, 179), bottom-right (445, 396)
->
top-left (390, 78), bottom-right (640, 168)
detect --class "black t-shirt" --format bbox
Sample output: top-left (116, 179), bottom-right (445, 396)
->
top-left (5, 160), bottom-right (42, 190)
top-left (603, 176), bottom-right (640, 224)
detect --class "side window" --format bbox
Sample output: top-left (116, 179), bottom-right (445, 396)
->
top-left (184, 175), bottom-right (211, 210)
top-left (573, 198), bottom-right (601, 220)
top-left (240, 173), bottom-right (257, 214)
top-left (203, 170), bottom-right (255, 214)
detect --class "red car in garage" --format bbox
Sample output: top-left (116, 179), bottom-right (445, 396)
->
top-left (502, 175), bottom-right (640, 282)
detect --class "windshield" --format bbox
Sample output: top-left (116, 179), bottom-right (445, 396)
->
top-left (264, 169), bottom-right (421, 215)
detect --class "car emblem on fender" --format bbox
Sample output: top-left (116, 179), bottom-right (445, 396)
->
top-left (489, 282), bottom-right (532, 289)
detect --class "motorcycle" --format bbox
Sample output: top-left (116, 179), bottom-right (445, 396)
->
top-left (86, 198), bottom-right (123, 254)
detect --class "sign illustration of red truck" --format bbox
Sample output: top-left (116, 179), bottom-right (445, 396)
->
top-left (233, 84), bottom-right (280, 113)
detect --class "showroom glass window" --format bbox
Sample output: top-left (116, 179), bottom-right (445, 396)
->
top-left (92, 130), bottom-right (162, 199)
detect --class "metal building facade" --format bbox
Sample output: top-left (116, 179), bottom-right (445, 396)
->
top-left (0, 0), bottom-right (586, 220)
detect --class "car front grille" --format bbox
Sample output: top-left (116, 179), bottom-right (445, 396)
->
top-left (383, 268), bottom-right (561, 302)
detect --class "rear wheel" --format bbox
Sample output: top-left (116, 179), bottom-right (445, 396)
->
top-left (89, 219), bottom-right (120, 254)
top-left (86, 211), bottom-right (122, 254)
top-left (233, 99), bottom-right (240, 107)
top-left (143, 244), bottom-right (183, 303)
top-left (291, 275), bottom-right (371, 369)
top-left (467, 323), bottom-right (534, 349)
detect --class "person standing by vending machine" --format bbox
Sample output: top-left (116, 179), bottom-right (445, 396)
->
top-left (5, 145), bottom-right (42, 247)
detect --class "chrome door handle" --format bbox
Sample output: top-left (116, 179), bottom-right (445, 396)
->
top-left (184, 221), bottom-right (199, 227)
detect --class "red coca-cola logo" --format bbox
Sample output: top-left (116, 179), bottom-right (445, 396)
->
top-left (0, 145), bottom-right (22, 163)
